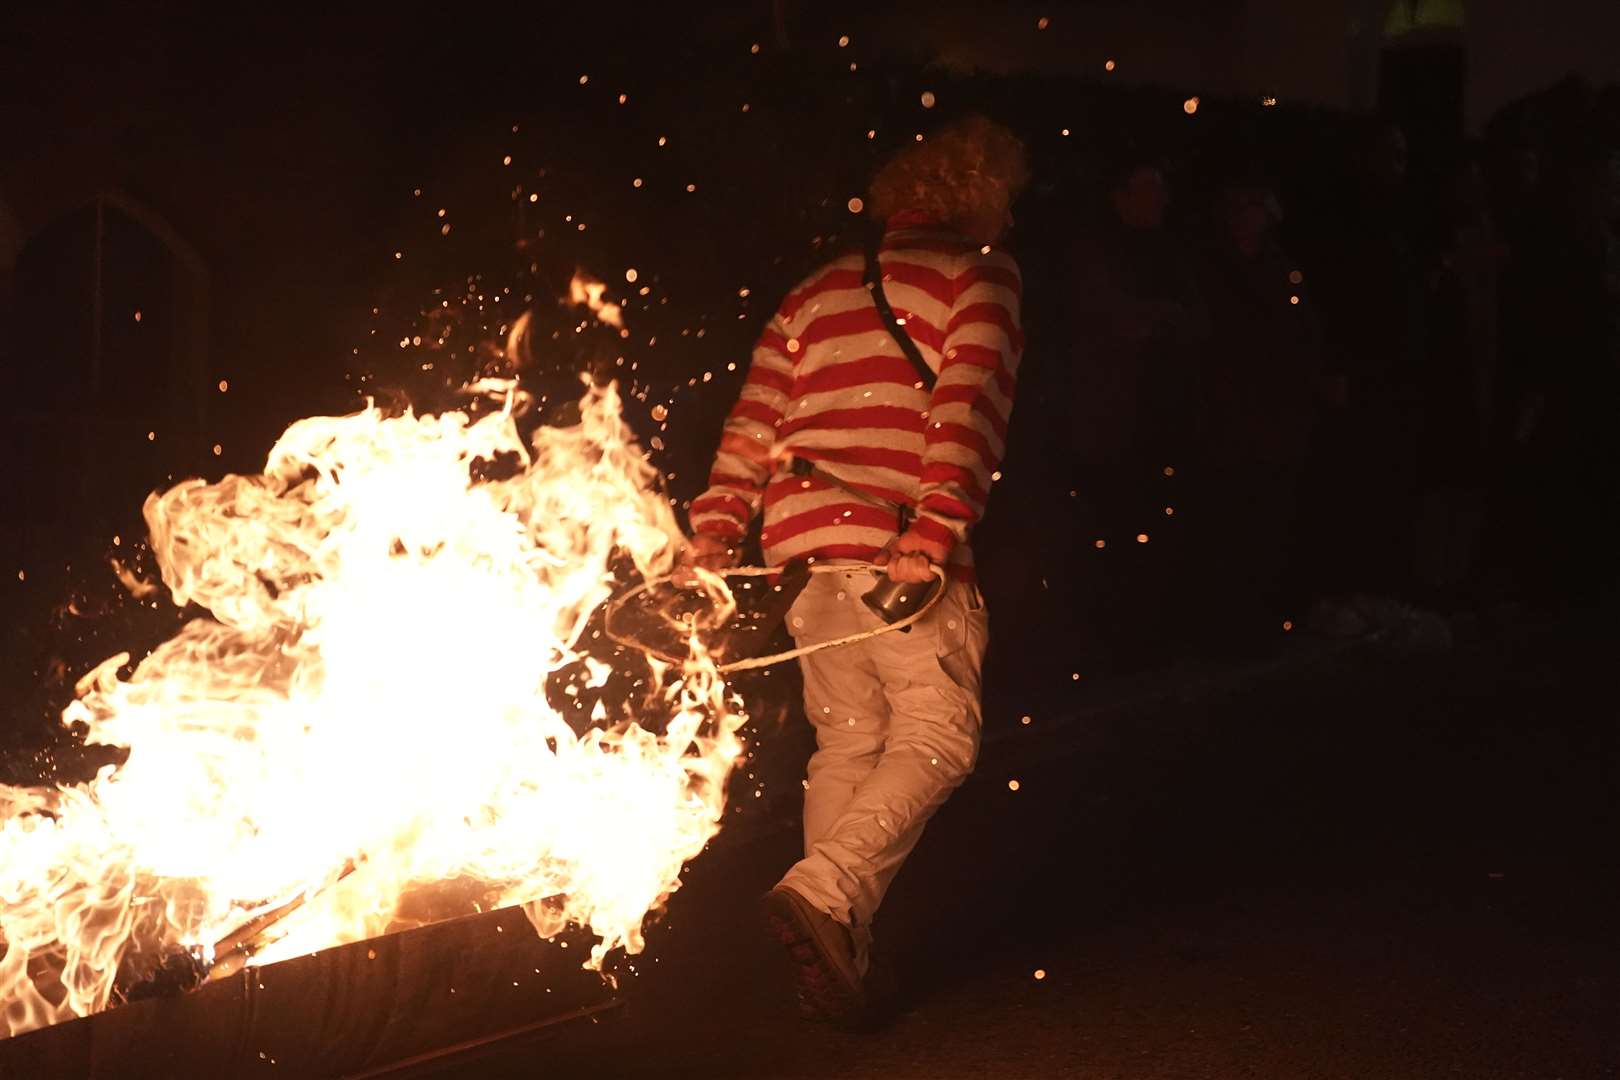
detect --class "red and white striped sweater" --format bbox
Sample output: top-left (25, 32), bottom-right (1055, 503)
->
top-left (691, 217), bottom-right (1023, 580)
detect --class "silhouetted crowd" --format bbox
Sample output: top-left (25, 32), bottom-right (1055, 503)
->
top-left (985, 76), bottom-right (1620, 678)
top-left (4, 56), bottom-right (1616, 733)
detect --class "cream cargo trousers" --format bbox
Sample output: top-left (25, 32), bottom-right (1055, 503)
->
top-left (776, 565), bottom-right (989, 971)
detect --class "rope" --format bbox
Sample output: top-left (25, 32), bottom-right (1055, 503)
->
top-left (603, 562), bottom-right (948, 673)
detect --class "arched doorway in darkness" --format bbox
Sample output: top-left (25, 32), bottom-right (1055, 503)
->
top-left (1, 191), bottom-right (210, 576)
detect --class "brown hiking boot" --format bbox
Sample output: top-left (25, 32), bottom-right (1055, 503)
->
top-left (762, 885), bottom-right (866, 1023)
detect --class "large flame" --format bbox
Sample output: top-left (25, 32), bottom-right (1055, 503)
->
top-left (0, 380), bottom-right (746, 1038)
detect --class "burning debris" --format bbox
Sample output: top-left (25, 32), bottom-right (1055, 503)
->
top-left (568, 270), bottom-right (625, 330)
top-left (0, 380), bottom-right (748, 1039)
top-left (108, 558), bottom-right (158, 600)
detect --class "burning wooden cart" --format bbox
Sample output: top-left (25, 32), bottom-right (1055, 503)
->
top-left (0, 906), bottom-right (616, 1079)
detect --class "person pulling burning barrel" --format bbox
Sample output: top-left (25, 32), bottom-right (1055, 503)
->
top-left (685, 115), bottom-right (1028, 1024)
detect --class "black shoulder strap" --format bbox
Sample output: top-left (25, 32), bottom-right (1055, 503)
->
top-left (864, 232), bottom-right (937, 391)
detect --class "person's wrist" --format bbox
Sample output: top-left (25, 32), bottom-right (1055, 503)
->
top-left (693, 528), bottom-right (731, 545)
top-left (901, 524), bottom-right (954, 565)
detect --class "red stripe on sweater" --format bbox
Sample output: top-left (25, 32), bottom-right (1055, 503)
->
top-left (948, 353), bottom-right (1017, 404)
top-left (921, 461), bottom-right (989, 505)
top-left (801, 306), bottom-right (886, 349)
top-left (973, 395), bottom-right (1012, 441)
top-left (992, 364), bottom-right (1018, 400)
top-left (942, 342), bottom-right (1005, 372)
top-left (692, 515), bottom-right (747, 539)
top-left (925, 419), bottom-right (997, 465)
top-left (920, 491), bottom-right (977, 522)
top-left (756, 326), bottom-right (792, 353)
top-left (762, 503), bottom-right (899, 547)
top-left (946, 301), bottom-right (1020, 341)
top-left (691, 491), bottom-right (752, 518)
top-left (888, 311), bottom-right (945, 356)
top-left (796, 355), bottom-right (932, 397)
top-left (779, 404), bottom-right (926, 440)
top-left (779, 266), bottom-right (854, 321)
top-left (706, 471), bottom-right (760, 492)
top-left (909, 513), bottom-right (958, 549)
top-left (718, 429), bottom-right (772, 466)
top-left (745, 363), bottom-right (794, 396)
top-left (805, 266), bottom-right (865, 295)
top-left (880, 260), bottom-right (955, 301)
top-left (930, 383), bottom-right (1011, 441)
top-left (731, 398), bottom-right (784, 428)
top-left (956, 262), bottom-right (1022, 296)
top-left (793, 444), bottom-right (925, 478)
top-left (765, 472), bottom-right (913, 511)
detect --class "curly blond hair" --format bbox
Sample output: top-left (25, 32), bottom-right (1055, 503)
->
top-left (867, 114), bottom-right (1030, 232)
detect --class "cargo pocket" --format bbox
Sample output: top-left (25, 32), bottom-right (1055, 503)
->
top-left (933, 585), bottom-right (989, 696)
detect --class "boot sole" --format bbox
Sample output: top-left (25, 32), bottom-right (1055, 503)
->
top-left (761, 890), bottom-right (865, 1023)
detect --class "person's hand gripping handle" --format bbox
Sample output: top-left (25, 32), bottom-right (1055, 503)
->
top-left (872, 528), bottom-right (943, 583)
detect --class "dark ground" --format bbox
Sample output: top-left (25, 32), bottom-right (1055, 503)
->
top-left (407, 615), bottom-right (1620, 1080)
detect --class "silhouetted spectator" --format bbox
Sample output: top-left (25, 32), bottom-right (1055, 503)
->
top-left (1496, 139), bottom-right (1620, 612)
top-left (1296, 120), bottom-right (1429, 629)
top-left (1482, 120), bottom-right (1557, 603)
top-left (1185, 166), bottom-right (1325, 649)
top-left (1411, 145), bottom-right (1505, 609)
top-left (1064, 161), bottom-right (1211, 670)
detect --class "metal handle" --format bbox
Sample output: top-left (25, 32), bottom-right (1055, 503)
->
top-left (861, 572), bottom-right (941, 625)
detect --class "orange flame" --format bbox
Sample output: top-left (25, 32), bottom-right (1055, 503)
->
top-left (0, 380), bottom-right (746, 1037)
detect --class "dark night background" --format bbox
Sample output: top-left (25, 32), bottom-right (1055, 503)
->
top-left (2, 2), bottom-right (1619, 1076)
